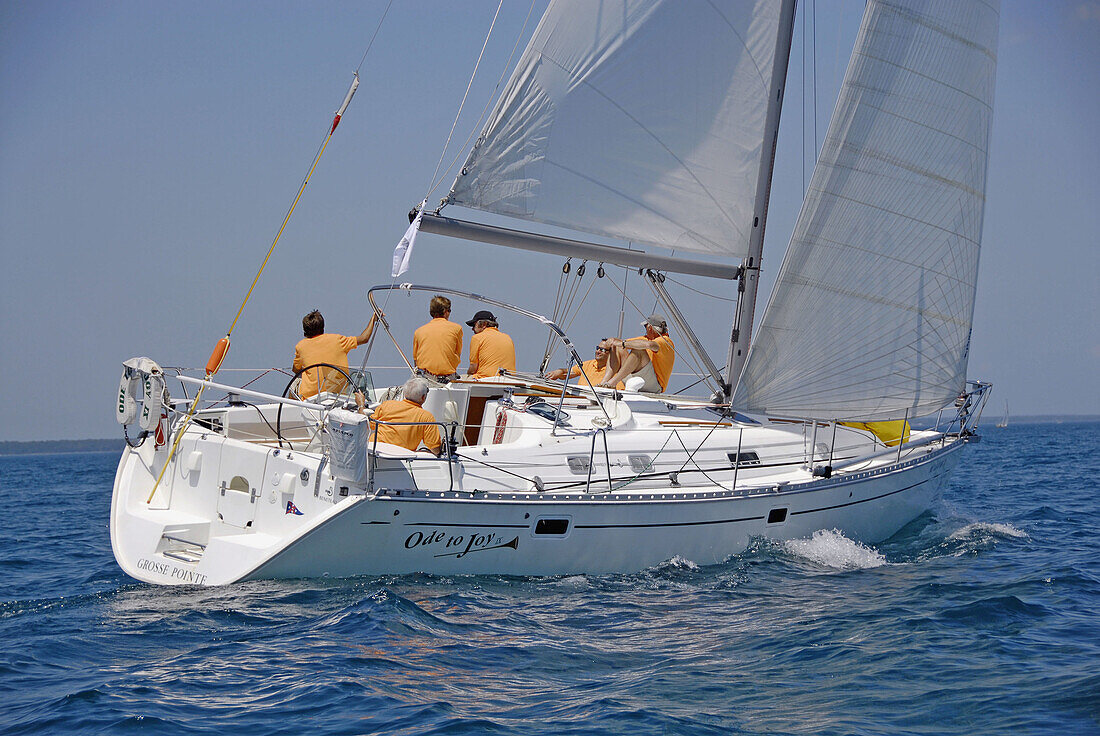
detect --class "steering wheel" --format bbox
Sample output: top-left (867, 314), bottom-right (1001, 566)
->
top-left (276, 363), bottom-right (358, 448)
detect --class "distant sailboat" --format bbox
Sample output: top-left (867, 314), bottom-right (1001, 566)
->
top-left (996, 401), bottom-right (1009, 428)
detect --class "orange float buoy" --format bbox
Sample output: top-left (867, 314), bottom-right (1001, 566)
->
top-left (206, 336), bottom-right (230, 376)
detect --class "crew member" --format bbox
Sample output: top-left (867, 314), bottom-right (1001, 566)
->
top-left (413, 295), bottom-right (463, 379)
top-left (547, 339), bottom-right (623, 389)
top-left (293, 309), bottom-right (377, 399)
top-left (598, 315), bottom-right (675, 393)
top-left (364, 377), bottom-right (441, 454)
top-left (466, 310), bottom-right (516, 379)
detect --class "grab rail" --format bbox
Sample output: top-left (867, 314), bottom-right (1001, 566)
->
top-left (366, 417), bottom-right (458, 493)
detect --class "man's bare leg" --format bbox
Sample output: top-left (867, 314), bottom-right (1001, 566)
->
top-left (600, 346), bottom-right (647, 387)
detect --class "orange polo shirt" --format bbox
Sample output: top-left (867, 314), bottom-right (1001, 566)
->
top-left (470, 327), bottom-right (516, 379)
top-left (570, 359), bottom-right (623, 389)
top-left (369, 398), bottom-right (441, 452)
top-left (629, 334), bottom-right (675, 392)
top-left (293, 333), bottom-right (358, 398)
top-left (413, 318), bottom-right (463, 376)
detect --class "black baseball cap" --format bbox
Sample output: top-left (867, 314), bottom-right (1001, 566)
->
top-left (466, 310), bottom-right (496, 326)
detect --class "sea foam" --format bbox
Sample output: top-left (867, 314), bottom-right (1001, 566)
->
top-left (947, 522), bottom-right (1028, 541)
top-left (784, 529), bottom-right (887, 570)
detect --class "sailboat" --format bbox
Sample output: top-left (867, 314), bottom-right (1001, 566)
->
top-left (110, 0), bottom-right (998, 585)
top-left (996, 401), bottom-right (1009, 428)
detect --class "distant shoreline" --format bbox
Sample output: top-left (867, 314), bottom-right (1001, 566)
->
top-left (0, 439), bottom-right (123, 456)
top-left (4, 415), bottom-right (1098, 456)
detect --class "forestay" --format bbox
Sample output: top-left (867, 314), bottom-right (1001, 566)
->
top-left (447, 0), bottom-right (787, 258)
top-left (734, 0), bottom-right (1000, 420)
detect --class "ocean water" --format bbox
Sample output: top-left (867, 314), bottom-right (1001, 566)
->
top-left (1, 422), bottom-right (1098, 735)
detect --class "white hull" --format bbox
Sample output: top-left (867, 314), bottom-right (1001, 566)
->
top-left (110, 387), bottom-right (971, 586)
top-left (247, 444), bottom-right (960, 580)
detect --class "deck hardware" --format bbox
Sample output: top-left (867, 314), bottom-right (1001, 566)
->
top-left (300, 468), bottom-right (309, 483)
top-left (566, 457), bottom-right (591, 474)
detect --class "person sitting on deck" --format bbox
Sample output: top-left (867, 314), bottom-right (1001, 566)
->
top-left (465, 310), bottom-right (516, 379)
top-left (293, 309), bottom-right (377, 399)
top-left (546, 339), bottom-right (623, 389)
top-left (362, 377), bottom-right (441, 455)
top-left (598, 315), bottom-right (675, 393)
top-left (413, 295), bottom-right (463, 380)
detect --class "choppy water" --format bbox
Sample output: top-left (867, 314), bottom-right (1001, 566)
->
top-left (2, 422), bottom-right (1098, 735)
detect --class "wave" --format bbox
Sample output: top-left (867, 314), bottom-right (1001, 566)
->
top-left (947, 522), bottom-right (1028, 541)
top-left (783, 529), bottom-right (887, 570)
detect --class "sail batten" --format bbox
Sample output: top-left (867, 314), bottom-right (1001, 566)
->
top-left (733, 0), bottom-right (999, 421)
top-left (448, 0), bottom-right (789, 258)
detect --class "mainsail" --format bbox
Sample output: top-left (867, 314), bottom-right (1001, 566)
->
top-left (447, 0), bottom-right (788, 258)
top-left (733, 0), bottom-right (1000, 420)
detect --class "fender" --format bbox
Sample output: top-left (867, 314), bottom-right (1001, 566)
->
top-left (492, 407), bottom-right (508, 444)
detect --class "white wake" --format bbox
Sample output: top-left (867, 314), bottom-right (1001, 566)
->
top-left (784, 529), bottom-right (887, 570)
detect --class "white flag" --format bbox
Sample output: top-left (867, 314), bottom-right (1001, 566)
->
top-left (392, 200), bottom-right (426, 278)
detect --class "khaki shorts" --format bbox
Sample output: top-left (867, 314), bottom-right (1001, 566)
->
top-left (627, 360), bottom-right (662, 393)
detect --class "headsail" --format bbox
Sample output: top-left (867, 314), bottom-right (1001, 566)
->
top-left (447, 0), bottom-right (788, 258)
top-left (733, 0), bottom-right (1000, 420)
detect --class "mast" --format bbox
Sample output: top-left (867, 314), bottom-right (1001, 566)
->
top-left (724, 0), bottom-right (798, 397)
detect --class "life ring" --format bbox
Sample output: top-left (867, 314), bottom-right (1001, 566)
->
top-left (139, 371), bottom-right (166, 432)
top-left (117, 357), bottom-right (167, 430)
top-left (116, 370), bottom-right (141, 425)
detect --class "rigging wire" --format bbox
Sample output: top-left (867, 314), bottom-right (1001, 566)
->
top-left (604, 269), bottom-right (648, 322)
top-left (145, 16), bottom-right (392, 504)
top-left (355, 0), bottom-right (395, 74)
top-left (423, 0), bottom-right (505, 200)
top-left (618, 265), bottom-right (628, 339)
top-left (662, 275), bottom-right (738, 303)
top-left (429, 0), bottom-right (537, 200)
top-left (541, 261), bottom-right (573, 370)
top-left (812, 0), bottom-right (819, 156)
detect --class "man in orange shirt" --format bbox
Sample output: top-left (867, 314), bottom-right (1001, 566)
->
top-left (599, 315), bottom-right (675, 393)
top-left (546, 339), bottom-right (623, 389)
top-left (413, 295), bottom-right (463, 379)
top-left (293, 309), bottom-right (377, 399)
top-left (465, 310), bottom-right (516, 379)
top-left (364, 377), bottom-right (441, 454)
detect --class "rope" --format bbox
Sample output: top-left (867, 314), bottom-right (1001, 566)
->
top-left (146, 383), bottom-right (207, 503)
top-left (561, 271), bottom-right (598, 334)
top-left (541, 261), bottom-right (571, 368)
top-left (145, 24), bottom-right (385, 503)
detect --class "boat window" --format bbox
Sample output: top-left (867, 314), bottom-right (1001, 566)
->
top-left (767, 508), bottom-right (788, 524)
top-left (227, 475), bottom-right (250, 493)
top-left (534, 518), bottom-right (570, 535)
top-left (727, 451), bottom-right (760, 466)
top-left (628, 455), bottom-right (652, 473)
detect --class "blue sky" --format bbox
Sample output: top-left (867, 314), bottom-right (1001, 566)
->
top-left (1, 0), bottom-right (1097, 441)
